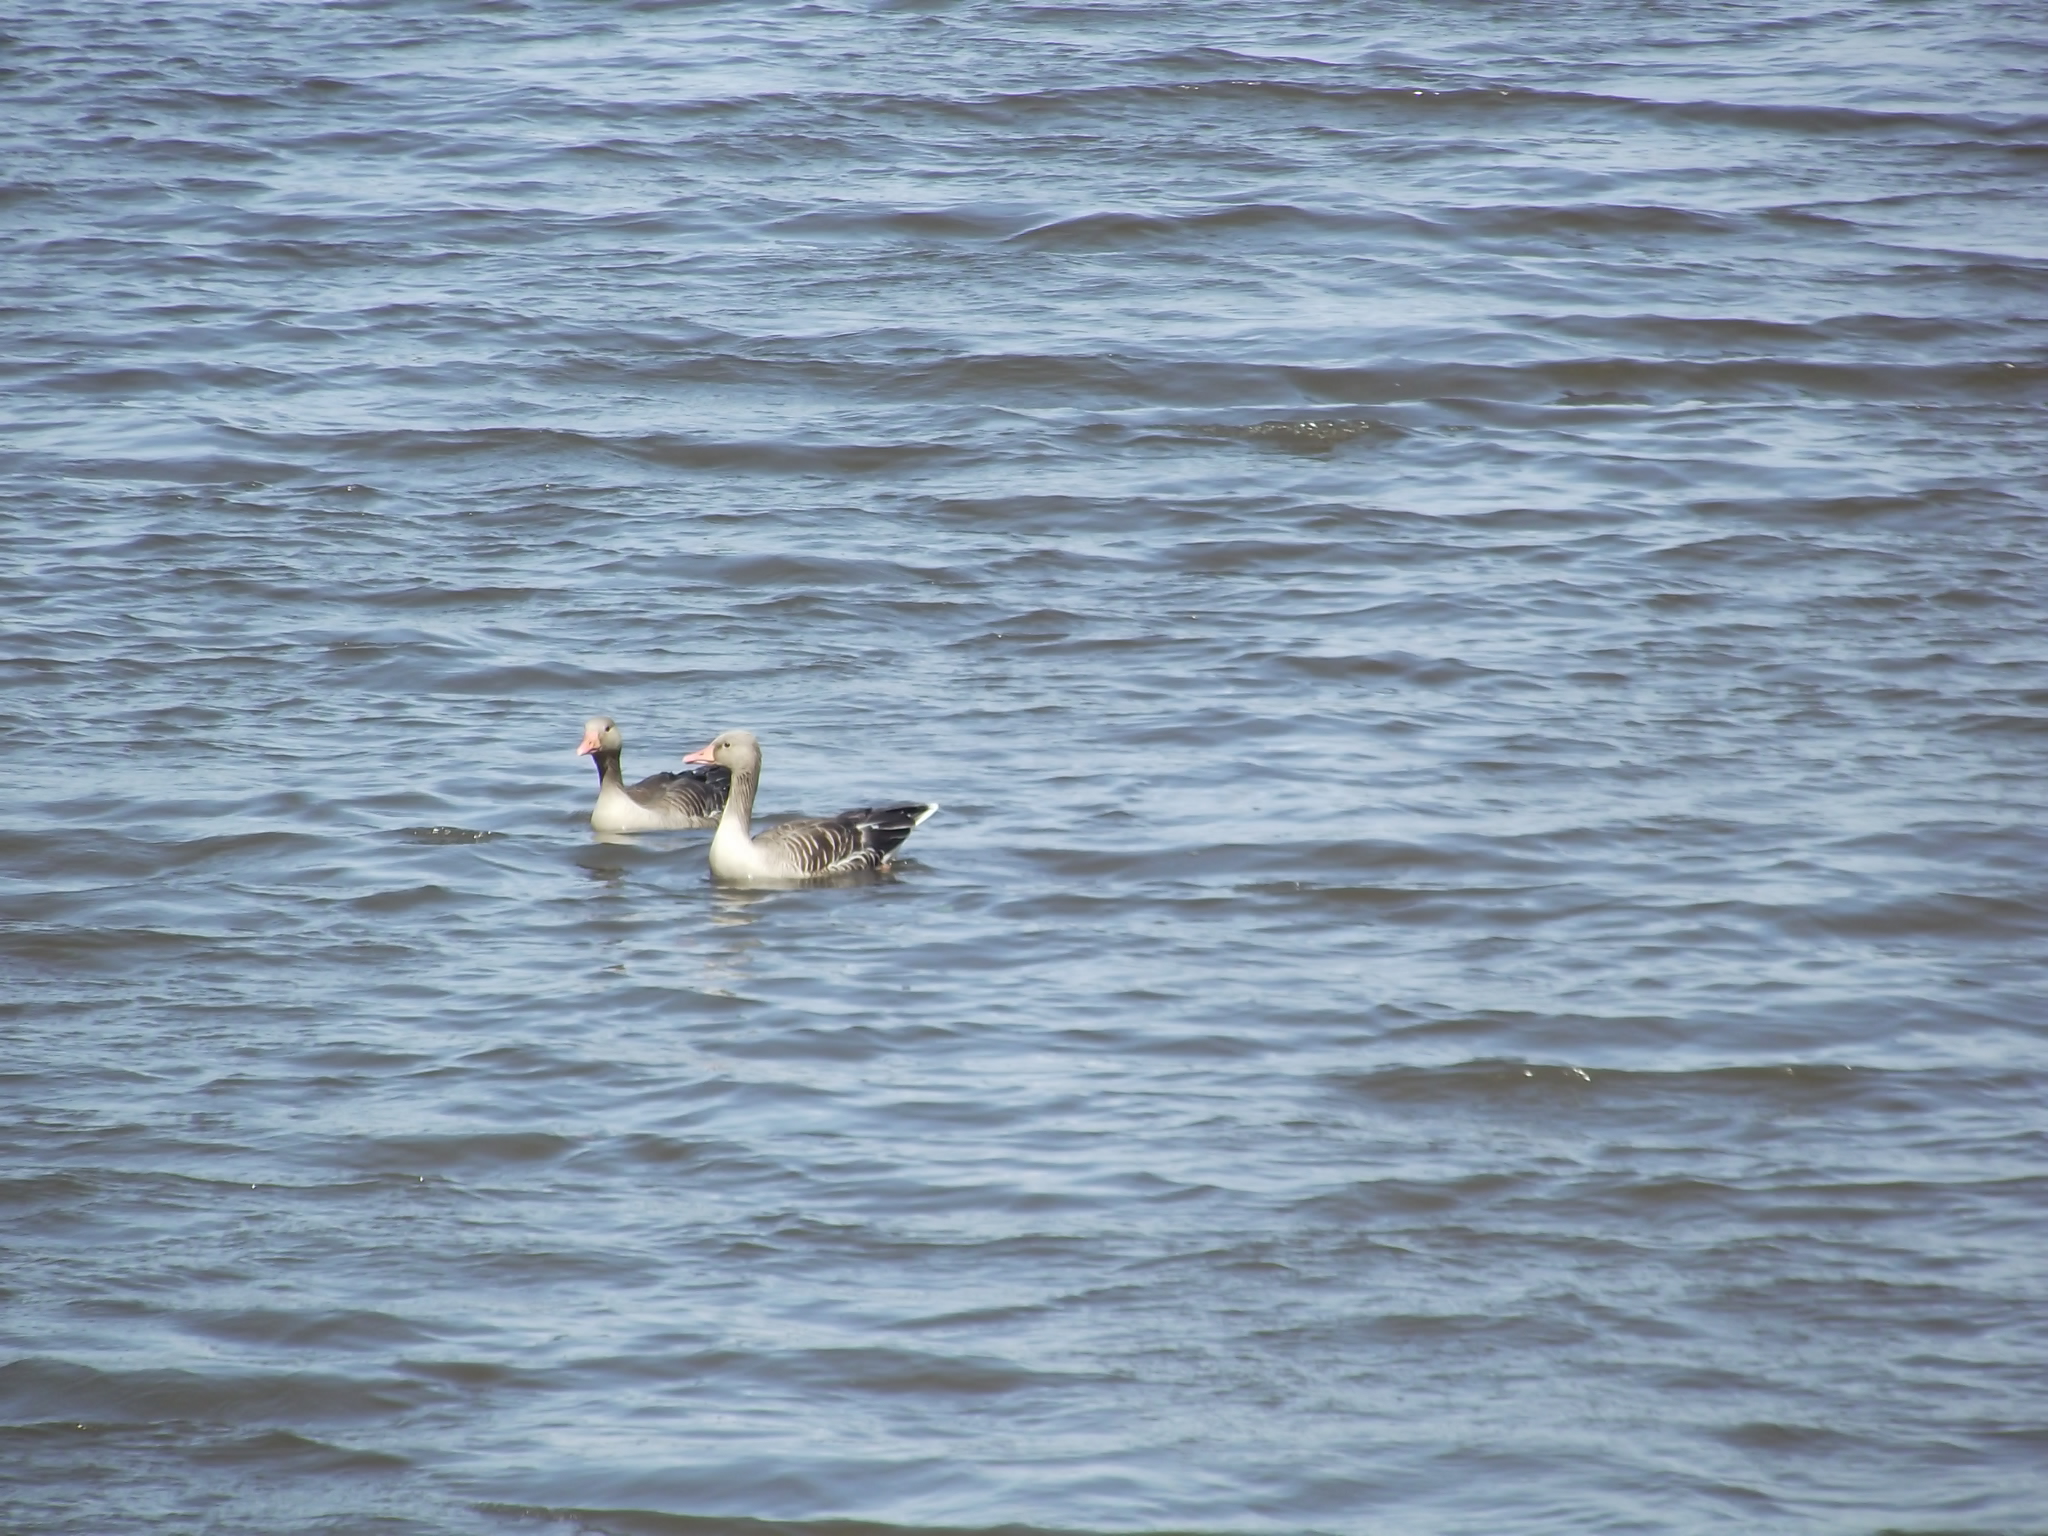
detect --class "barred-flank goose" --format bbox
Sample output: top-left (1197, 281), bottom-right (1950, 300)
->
top-left (681, 729), bottom-right (937, 884)
top-left (577, 716), bottom-right (730, 833)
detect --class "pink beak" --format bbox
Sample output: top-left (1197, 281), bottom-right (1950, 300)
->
top-left (681, 743), bottom-right (715, 765)
top-left (576, 730), bottom-right (602, 757)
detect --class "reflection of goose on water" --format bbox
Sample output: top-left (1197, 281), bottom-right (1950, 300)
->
top-left (576, 716), bottom-right (729, 832)
top-left (682, 729), bottom-right (937, 884)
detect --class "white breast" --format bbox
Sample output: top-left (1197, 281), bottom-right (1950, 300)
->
top-left (590, 781), bottom-right (672, 833)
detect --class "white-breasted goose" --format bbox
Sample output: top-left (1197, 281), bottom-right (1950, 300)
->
top-left (577, 716), bottom-right (729, 832)
top-left (681, 729), bottom-right (936, 884)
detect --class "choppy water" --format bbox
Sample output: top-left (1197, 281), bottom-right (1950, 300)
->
top-left (5, 3), bottom-right (2048, 1533)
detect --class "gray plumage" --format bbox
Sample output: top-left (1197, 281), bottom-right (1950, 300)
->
top-left (578, 715), bottom-right (730, 832)
top-left (682, 729), bottom-right (937, 884)
top-left (753, 801), bottom-right (937, 876)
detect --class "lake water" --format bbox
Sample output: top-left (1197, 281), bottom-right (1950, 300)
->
top-left (4, 3), bottom-right (2047, 1534)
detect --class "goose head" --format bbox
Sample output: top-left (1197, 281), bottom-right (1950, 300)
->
top-left (576, 716), bottom-right (623, 758)
top-left (682, 729), bottom-right (760, 775)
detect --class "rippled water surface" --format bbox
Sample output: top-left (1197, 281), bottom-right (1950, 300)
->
top-left (5, 2), bottom-right (2048, 1533)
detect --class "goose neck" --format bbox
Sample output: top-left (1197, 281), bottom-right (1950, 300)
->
top-left (719, 759), bottom-right (758, 839)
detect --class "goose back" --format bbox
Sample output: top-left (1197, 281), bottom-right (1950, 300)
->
top-left (752, 802), bottom-right (937, 878)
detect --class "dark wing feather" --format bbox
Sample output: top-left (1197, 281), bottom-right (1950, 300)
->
top-left (828, 803), bottom-right (937, 868)
top-left (629, 763), bottom-right (730, 820)
top-left (752, 802), bottom-right (935, 876)
top-left (755, 814), bottom-right (867, 875)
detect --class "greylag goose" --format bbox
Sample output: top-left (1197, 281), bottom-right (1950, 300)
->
top-left (577, 716), bottom-right (730, 833)
top-left (681, 729), bottom-right (937, 883)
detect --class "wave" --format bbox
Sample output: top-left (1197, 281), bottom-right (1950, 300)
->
top-left (586, 76), bottom-right (2048, 144)
top-left (1316, 1059), bottom-right (2035, 1111)
top-left (492, 1512), bottom-right (1216, 1536)
top-left (0, 1357), bottom-right (434, 1426)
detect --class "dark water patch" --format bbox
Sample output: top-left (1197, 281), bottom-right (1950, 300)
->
top-left (957, 74), bottom-right (2048, 147)
top-left (607, 1134), bottom-right (742, 1170)
top-left (345, 881), bottom-right (473, 916)
top-left (40, 362), bottom-right (300, 395)
top-left (96, 134), bottom-right (281, 168)
top-left (1263, 649), bottom-right (1499, 686)
top-left (1348, 1308), bottom-right (1597, 1348)
top-left (1791, 890), bottom-right (2048, 942)
top-left (504, 1513), bottom-right (1209, 1536)
top-left (1311, 1061), bottom-right (2022, 1117)
top-left (247, 425), bottom-right (979, 477)
top-left (1005, 202), bottom-right (1437, 251)
top-left (1539, 309), bottom-right (1998, 354)
top-left (1449, 201), bottom-right (1743, 241)
top-left (400, 1357), bottom-right (534, 1391)
top-left (879, 356), bottom-right (2041, 417)
top-left (1688, 490), bottom-right (2016, 527)
top-left (347, 1131), bottom-right (581, 1177)
top-left (46, 452), bottom-right (313, 487)
top-left (773, 205), bottom-right (1036, 242)
top-left (1187, 418), bottom-right (1402, 452)
top-left (180, 1306), bottom-right (435, 1351)
top-left (0, 923), bottom-right (227, 972)
top-left (186, 1425), bottom-right (412, 1473)
top-left (729, 1344), bottom-right (1080, 1397)
top-left (0, 1357), bottom-right (436, 1425)
top-left (1958, 710), bottom-right (2048, 737)
top-left (1713, 1418), bottom-right (1862, 1455)
top-left (0, 180), bottom-right (60, 210)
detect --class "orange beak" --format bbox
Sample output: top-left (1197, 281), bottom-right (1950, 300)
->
top-left (681, 743), bottom-right (715, 766)
top-left (576, 730), bottom-right (602, 757)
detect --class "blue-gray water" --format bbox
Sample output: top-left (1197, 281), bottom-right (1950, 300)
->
top-left (4, 3), bottom-right (2047, 1534)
